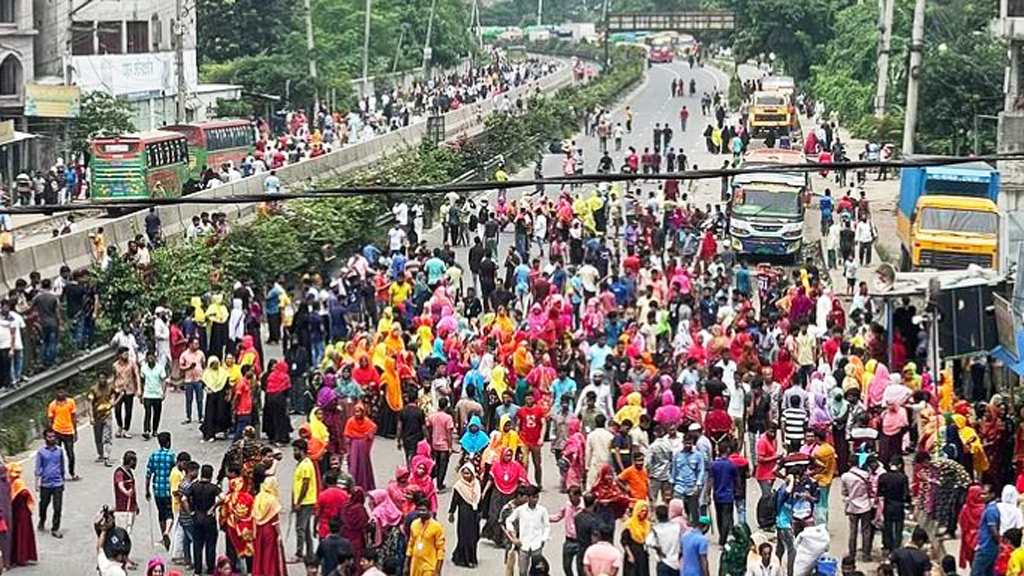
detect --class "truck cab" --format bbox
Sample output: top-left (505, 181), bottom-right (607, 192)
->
top-left (897, 162), bottom-right (1000, 270)
top-left (748, 91), bottom-right (791, 137)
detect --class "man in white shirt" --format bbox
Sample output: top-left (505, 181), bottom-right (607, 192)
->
top-left (387, 224), bottom-right (406, 256)
top-left (505, 485), bottom-right (550, 576)
top-left (575, 371), bottom-right (614, 419)
top-left (585, 414), bottom-right (614, 487)
top-left (153, 307), bottom-right (170, 370)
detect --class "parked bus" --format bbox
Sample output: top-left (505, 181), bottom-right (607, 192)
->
top-left (165, 119), bottom-right (256, 180)
top-left (89, 131), bottom-right (190, 201)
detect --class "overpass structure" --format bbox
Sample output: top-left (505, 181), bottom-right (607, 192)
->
top-left (606, 11), bottom-right (736, 33)
top-left (0, 64), bottom-right (574, 288)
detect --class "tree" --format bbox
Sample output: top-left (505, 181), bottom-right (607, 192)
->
top-left (71, 92), bottom-right (136, 156)
top-left (195, 0), bottom-right (298, 65)
top-left (728, 0), bottom-right (838, 81)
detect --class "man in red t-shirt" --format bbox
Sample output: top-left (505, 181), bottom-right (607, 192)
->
top-left (314, 470), bottom-right (350, 538)
top-left (517, 394), bottom-right (546, 486)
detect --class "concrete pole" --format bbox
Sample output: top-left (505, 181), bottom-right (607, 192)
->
top-left (874, 0), bottom-right (895, 119)
top-left (537, 0), bottom-right (543, 26)
top-left (902, 0), bottom-right (926, 154)
top-left (304, 0), bottom-right (320, 111)
top-left (174, 0), bottom-right (187, 122)
top-left (362, 0), bottom-right (373, 97)
top-left (422, 0), bottom-right (437, 73)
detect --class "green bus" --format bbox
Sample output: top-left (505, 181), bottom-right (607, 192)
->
top-left (165, 119), bottom-right (256, 182)
top-left (89, 130), bottom-right (190, 201)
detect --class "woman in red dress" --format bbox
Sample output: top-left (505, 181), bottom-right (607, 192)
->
top-left (6, 462), bottom-right (35, 566)
top-left (252, 476), bottom-right (285, 576)
top-left (222, 477), bottom-right (254, 572)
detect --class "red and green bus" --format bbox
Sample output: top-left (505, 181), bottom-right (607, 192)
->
top-left (165, 119), bottom-right (256, 180)
top-left (89, 131), bottom-right (190, 201)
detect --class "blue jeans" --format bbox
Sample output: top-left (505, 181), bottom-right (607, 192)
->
top-left (972, 549), bottom-right (997, 576)
top-left (11, 349), bottom-right (22, 383)
top-left (41, 325), bottom-right (58, 366)
top-left (233, 415), bottom-right (251, 440)
top-left (74, 316), bottom-right (93, 349)
top-left (184, 381), bottom-right (204, 421)
top-left (311, 340), bottom-right (325, 366)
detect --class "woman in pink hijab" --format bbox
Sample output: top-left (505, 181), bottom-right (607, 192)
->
top-left (867, 363), bottom-right (892, 409)
top-left (654, 390), bottom-right (681, 428)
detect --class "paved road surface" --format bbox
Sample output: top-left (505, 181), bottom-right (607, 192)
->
top-left (12, 60), bottom-right (889, 575)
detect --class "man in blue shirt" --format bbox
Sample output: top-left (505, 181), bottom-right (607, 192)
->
top-left (362, 242), bottom-right (381, 267)
top-left (266, 279), bottom-right (284, 343)
top-left (425, 249), bottom-right (447, 288)
top-left (679, 516), bottom-right (710, 576)
top-left (35, 428), bottom-right (65, 537)
top-left (672, 435), bottom-right (704, 524)
top-left (550, 366), bottom-right (577, 413)
top-left (973, 483), bottom-right (1002, 576)
top-left (709, 441), bottom-right (739, 546)
top-left (146, 431), bottom-right (177, 550)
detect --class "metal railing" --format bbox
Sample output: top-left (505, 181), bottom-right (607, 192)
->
top-left (0, 344), bottom-right (115, 410)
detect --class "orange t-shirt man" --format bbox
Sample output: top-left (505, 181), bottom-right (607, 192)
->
top-left (47, 397), bottom-right (76, 436)
top-left (617, 462), bottom-right (650, 501)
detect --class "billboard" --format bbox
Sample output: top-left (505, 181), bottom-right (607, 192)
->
top-left (25, 84), bottom-right (81, 118)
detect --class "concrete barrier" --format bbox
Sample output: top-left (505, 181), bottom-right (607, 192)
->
top-left (3, 65), bottom-right (574, 287)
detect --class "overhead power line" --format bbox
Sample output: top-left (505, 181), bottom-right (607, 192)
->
top-left (2, 151), bottom-right (1018, 215)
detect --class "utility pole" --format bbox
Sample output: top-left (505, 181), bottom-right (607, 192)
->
top-left (537, 0), bottom-right (543, 26)
top-left (873, 0), bottom-right (895, 119)
top-left (422, 0), bottom-right (437, 73)
top-left (304, 0), bottom-right (320, 112)
top-left (602, 0), bottom-right (610, 68)
top-left (362, 0), bottom-right (372, 97)
top-left (902, 0), bottom-right (926, 154)
top-left (174, 0), bottom-right (187, 122)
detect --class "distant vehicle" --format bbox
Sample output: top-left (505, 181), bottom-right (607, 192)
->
top-left (89, 131), bottom-right (190, 202)
top-left (728, 148), bottom-right (810, 260)
top-left (748, 91), bottom-right (792, 137)
top-left (648, 42), bottom-right (674, 64)
top-left (165, 119), bottom-right (256, 182)
top-left (897, 161), bottom-right (1000, 270)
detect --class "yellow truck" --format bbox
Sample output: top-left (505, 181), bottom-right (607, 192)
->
top-left (748, 91), bottom-right (792, 138)
top-left (897, 162), bottom-right (1000, 270)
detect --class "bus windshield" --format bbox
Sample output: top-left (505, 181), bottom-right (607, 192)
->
top-left (736, 189), bottom-right (801, 215)
top-left (919, 207), bottom-right (997, 235)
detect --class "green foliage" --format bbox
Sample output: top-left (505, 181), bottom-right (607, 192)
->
top-left (196, 0), bottom-right (298, 65)
top-left (810, 0), bottom-right (1005, 153)
top-left (213, 98), bottom-right (255, 118)
top-left (728, 0), bottom-right (839, 81)
top-left (198, 0), bottom-right (474, 111)
top-left (71, 92), bottom-right (137, 156)
top-left (93, 255), bottom-right (150, 332)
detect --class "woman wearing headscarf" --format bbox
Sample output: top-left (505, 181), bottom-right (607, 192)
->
top-left (615, 391), bottom-right (645, 426)
top-left (979, 401), bottom-right (1010, 487)
top-left (954, 414), bottom-right (989, 479)
top-left (316, 371), bottom-right (344, 456)
top-left (866, 363), bottom-right (891, 409)
top-left (958, 484), bottom-right (986, 569)
top-left (207, 293), bottom-right (230, 361)
top-left (5, 461), bottom-right (34, 566)
top-left (410, 441), bottom-right (437, 512)
top-left (460, 416), bottom-right (489, 465)
top-left (222, 477), bottom-right (254, 572)
top-left (344, 402), bottom-right (377, 491)
top-left (482, 447), bottom-right (526, 546)
top-left (340, 487), bottom-right (370, 565)
top-left (620, 500), bottom-right (651, 576)
top-left (828, 388), bottom-right (850, 473)
top-left (772, 349), bottom-right (796, 389)
top-left (369, 488), bottom-right (406, 572)
top-left (998, 485), bottom-right (1024, 535)
top-left (719, 522), bottom-right (753, 576)
top-left (200, 356), bottom-right (232, 442)
top-left (334, 363), bottom-right (364, 435)
top-left (667, 498), bottom-right (688, 531)
top-left (252, 476), bottom-right (286, 576)
top-left (262, 359), bottom-right (291, 445)
top-left (704, 396), bottom-right (733, 440)
top-left (146, 557), bottom-right (166, 576)
top-left (808, 393), bottom-right (831, 431)
top-left (879, 399), bottom-right (909, 466)
top-left (590, 464), bottom-right (630, 524)
top-left (380, 353), bottom-right (403, 438)
top-left (560, 419), bottom-right (586, 490)
top-left (448, 463), bottom-right (482, 568)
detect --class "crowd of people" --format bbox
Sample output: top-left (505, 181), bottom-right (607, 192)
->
top-left (0, 55), bottom-right (1016, 576)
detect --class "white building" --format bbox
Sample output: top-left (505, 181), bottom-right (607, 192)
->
top-left (34, 0), bottom-right (239, 132)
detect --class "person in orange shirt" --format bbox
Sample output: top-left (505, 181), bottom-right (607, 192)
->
top-left (47, 388), bottom-right (79, 480)
top-left (617, 452), bottom-right (650, 502)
